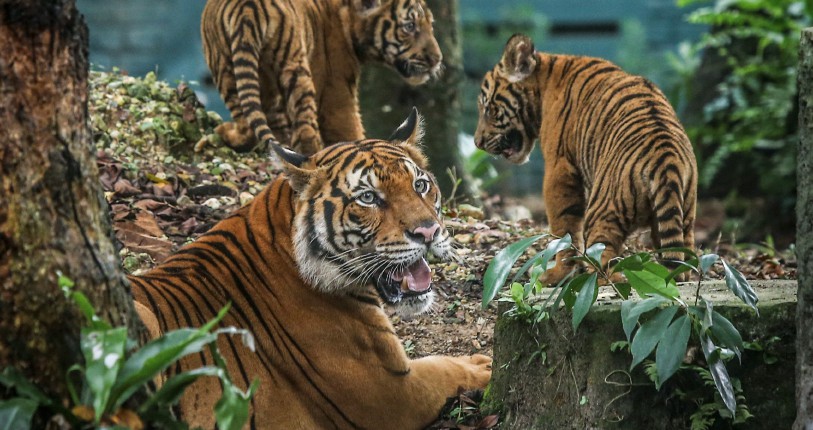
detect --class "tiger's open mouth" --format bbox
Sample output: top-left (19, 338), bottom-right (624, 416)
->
top-left (374, 257), bottom-right (433, 305)
top-left (396, 59), bottom-right (441, 85)
top-left (497, 129), bottom-right (524, 158)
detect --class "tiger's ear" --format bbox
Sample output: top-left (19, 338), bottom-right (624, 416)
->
top-left (499, 33), bottom-right (538, 83)
top-left (352, 0), bottom-right (382, 13)
top-left (389, 107), bottom-right (424, 146)
top-left (271, 143), bottom-right (313, 193)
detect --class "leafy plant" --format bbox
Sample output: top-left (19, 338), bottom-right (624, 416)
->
top-left (672, 0), bottom-right (810, 234)
top-left (482, 235), bottom-right (758, 425)
top-left (0, 274), bottom-right (258, 430)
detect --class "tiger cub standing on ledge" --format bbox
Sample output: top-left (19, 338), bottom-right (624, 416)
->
top-left (474, 34), bottom-right (697, 284)
top-left (199, 0), bottom-right (442, 155)
top-left (131, 109), bottom-right (491, 429)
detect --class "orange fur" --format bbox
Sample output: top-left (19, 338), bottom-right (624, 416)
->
top-left (131, 111), bottom-right (491, 429)
top-left (200, 0), bottom-right (442, 154)
top-left (474, 34), bottom-right (698, 283)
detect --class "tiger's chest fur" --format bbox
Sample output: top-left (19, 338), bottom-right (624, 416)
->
top-left (200, 0), bottom-right (441, 155)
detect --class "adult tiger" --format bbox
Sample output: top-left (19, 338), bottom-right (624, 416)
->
top-left (198, 0), bottom-right (442, 155)
top-left (474, 34), bottom-right (697, 284)
top-left (130, 109), bottom-right (491, 429)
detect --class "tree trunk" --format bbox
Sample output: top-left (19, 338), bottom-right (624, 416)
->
top-left (0, 0), bottom-right (141, 403)
top-left (795, 27), bottom-right (813, 430)
top-left (360, 0), bottom-right (473, 201)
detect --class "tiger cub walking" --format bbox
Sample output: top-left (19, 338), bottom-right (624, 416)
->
top-left (200, 0), bottom-right (442, 155)
top-left (474, 34), bottom-right (697, 283)
top-left (131, 109), bottom-right (491, 429)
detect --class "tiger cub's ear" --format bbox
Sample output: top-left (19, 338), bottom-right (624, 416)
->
top-left (499, 33), bottom-right (538, 83)
top-left (389, 107), bottom-right (424, 146)
top-left (271, 143), bottom-right (316, 193)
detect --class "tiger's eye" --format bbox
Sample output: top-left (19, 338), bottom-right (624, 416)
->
top-left (358, 191), bottom-right (378, 205)
top-left (414, 179), bottom-right (429, 194)
top-left (403, 21), bottom-right (416, 33)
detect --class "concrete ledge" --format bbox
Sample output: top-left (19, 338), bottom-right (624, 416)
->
top-left (485, 280), bottom-right (797, 429)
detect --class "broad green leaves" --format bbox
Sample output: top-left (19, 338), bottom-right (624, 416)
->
top-left (0, 398), bottom-right (38, 430)
top-left (630, 306), bottom-right (679, 370)
top-left (571, 273), bottom-right (598, 331)
top-left (482, 234), bottom-right (547, 308)
top-left (655, 315), bottom-right (691, 388)
top-left (0, 276), bottom-right (258, 429)
top-left (722, 259), bottom-right (759, 314)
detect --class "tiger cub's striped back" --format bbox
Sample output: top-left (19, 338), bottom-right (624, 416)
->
top-left (474, 34), bottom-right (697, 284)
top-left (198, 0), bottom-right (442, 155)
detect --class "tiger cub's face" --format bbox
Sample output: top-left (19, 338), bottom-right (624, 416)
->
top-left (354, 0), bottom-right (443, 85)
top-left (474, 34), bottom-right (541, 165)
top-left (274, 109), bottom-right (450, 316)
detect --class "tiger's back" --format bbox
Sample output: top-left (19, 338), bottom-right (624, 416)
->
top-left (475, 34), bottom-right (697, 282)
top-left (200, 0), bottom-right (442, 155)
top-left (131, 111), bottom-right (491, 429)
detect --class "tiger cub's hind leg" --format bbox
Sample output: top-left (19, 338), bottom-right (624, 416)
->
top-left (540, 161), bottom-right (585, 286)
top-left (650, 168), bottom-right (695, 281)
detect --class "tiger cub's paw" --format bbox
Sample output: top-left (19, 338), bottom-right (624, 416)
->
top-left (213, 122), bottom-right (258, 152)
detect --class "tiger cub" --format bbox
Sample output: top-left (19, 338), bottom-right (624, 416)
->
top-left (474, 34), bottom-right (697, 284)
top-left (131, 109), bottom-right (492, 429)
top-left (199, 0), bottom-right (442, 155)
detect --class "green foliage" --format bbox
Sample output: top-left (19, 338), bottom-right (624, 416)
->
top-left (674, 0), bottom-right (808, 228)
top-left (482, 236), bottom-right (758, 426)
top-left (0, 275), bottom-right (257, 429)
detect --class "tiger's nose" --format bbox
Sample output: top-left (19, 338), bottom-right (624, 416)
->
top-left (407, 223), bottom-right (441, 244)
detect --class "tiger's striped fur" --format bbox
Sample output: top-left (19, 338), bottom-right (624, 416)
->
top-left (131, 109), bottom-right (491, 429)
top-left (199, 0), bottom-right (442, 155)
top-left (474, 34), bottom-right (697, 283)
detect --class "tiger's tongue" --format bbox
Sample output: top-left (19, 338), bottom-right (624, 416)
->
top-left (392, 258), bottom-right (432, 292)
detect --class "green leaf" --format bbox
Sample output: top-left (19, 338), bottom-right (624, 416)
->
top-left (655, 314), bottom-right (691, 388)
top-left (110, 305), bottom-right (230, 411)
top-left (721, 259), bottom-right (759, 314)
top-left (482, 234), bottom-right (546, 308)
top-left (700, 333), bottom-right (736, 415)
top-left (615, 282), bottom-right (632, 299)
top-left (215, 378), bottom-right (259, 430)
top-left (585, 243), bottom-right (605, 267)
top-left (710, 311), bottom-right (744, 361)
top-left (562, 273), bottom-right (591, 310)
top-left (572, 273), bottom-right (598, 332)
top-left (630, 306), bottom-right (679, 370)
top-left (0, 398), bottom-right (38, 430)
top-left (698, 254), bottom-right (719, 275)
top-left (621, 296), bottom-right (669, 341)
top-left (612, 253), bottom-right (647, 273)
top-left (624, 269), bottom-right (680, 300)
top-left (0, 368), bottom-right (51, 405)
top-left (139, 367), bottom-right (225, 414)
top-left (81, 326), bottom-right (128, 421)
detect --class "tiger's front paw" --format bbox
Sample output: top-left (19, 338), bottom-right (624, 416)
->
top-left (292, 127), bottom-right (323, 156)
top-left (460, 354), bottom-right (492, 389)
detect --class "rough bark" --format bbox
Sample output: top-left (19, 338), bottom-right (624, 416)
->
top-left (360, 0), bottom-right (473, 200)
top-left (0, 0), bottom-right (141, 402)
top-left (796, 27), bottom-right (813, 430)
